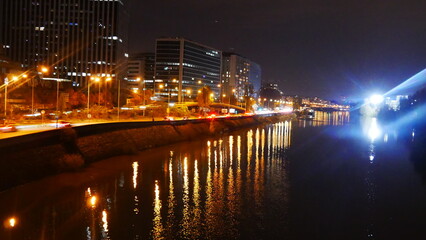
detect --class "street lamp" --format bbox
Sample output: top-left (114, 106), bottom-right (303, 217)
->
top-left (35, 66), bottom-right (49, 114)
top-left (230, 88), bottom-right (236, 106)
top-left (41, 67), bottom-right (49, 74)
top-left (94, 77), bottom-right (101, 105)
top-left (87, 77), bottom-right (95, 118)
top-left (184, 89), bottom-right (191, 103)
top-left (105, 77), bottom-right (112, 107)
top-left (21, 74), bottom-right (35, 114)
top-left (3, 77), bottom-right (9, 122)
top-left (3, 75), bottom-right (20, 122)
top-left (137, 77), bottom-right (147, 116)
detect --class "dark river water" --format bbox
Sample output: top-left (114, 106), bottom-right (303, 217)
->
top-left (1, 112), bottom-right (426, 240)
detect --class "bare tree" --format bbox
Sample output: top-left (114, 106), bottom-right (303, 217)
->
top-left (196, 86), bottom-right (213, 108)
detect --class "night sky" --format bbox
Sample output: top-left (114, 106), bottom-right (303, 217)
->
top-left (128, 0), bottom-right (426, 100)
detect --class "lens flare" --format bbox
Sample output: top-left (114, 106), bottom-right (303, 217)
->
top-left (369, 95), bottom-right (384, 105)
top-left (385, 68), bottom-right (426, 96)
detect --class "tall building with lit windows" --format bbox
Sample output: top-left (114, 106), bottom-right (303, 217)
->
top-left (221, 52), bottom-right (262, 99)
top-left (0, 0), bottom-right (129, 88)
top-left (155, 38), bottom-right (222, 102)
top-left (127, 53), bottom-right (155, 94)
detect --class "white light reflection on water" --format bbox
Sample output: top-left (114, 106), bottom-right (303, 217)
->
top-left (151, 180), bottom-right (163, 239)
top-left (132, 161), bottom-right (139, 189)
top-left (193, 159), bottom-right (200, 220)
top-left (229, 135), bottom-right (233, 166)
top-left (165, 151), bottom-right (176, 237)
top-left (237, 135), bottom-right (241, 167)
top-left (180, 156), bottom-right (190, 238)
top-left (368, 118), bottom-right (381, 142)
top-left (247, 130), bottom-right (253, 175)
top-left (101, 210), bottom-right (109, 239)
top-left (299, 111), bottom-right (350, 128)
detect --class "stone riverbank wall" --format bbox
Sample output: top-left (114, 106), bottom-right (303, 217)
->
top-left (0, 114), bottom-right (293, 190)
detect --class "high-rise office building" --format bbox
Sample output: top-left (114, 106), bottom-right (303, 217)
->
top-left (221, 53), bottom-right (262, 99)
top-left (127, 52), bottom-right (155, 93)
top-left (155, 38), bottom-right (222, 102)
top-left (0, 0), bottom-right (129, 88)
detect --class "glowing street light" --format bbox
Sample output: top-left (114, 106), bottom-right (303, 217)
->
top-left (183, 89), bottom-right (191, 103)
top-left (4, 217), bottom-right (17, 228)
top-left (3, 75), bottom-right (21, 121)
top-left (9, 217), bottom-right (16, 227)
top-left (41, 66), bottom-right (49, 74)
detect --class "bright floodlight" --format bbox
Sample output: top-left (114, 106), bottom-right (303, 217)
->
top-left (369, 94), bottom-right (384, 105)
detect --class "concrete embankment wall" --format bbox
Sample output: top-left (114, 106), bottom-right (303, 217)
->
top-left (0, 114), bottom-right (292, 190)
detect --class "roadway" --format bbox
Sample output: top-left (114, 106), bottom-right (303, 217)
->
top-left (0, 118), bottom-right (160, 139)
top-left (0, 110), bottom-right (289, 140)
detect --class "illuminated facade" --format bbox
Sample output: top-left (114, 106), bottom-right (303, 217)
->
top-left (0, 0), bottom-right (129, 87)
top-left (155, 38), bottom-right (222, 102)
top-left (221, 53), bottom-right (262, 99)
top-left (127, 53), bottom-right (155, 93)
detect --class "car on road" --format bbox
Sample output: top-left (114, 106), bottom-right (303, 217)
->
top-left (0, 124), bottom-right (18, 133)
top-left (163, 116), bottom-right (175, 121)
top-left (56, 121), bottom-right (72, 128)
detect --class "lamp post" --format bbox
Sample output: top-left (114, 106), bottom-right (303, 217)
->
top-left (35, 66), bottom-right (49, 114)
top-left (137, 77), bottom-right (146, 116)
top-left (3, 76), bottom-right (19, 122)
top-left (117, 77), bottom-right (122, 120)
top-left (230, 88), bottom-right (236, 105)
top-left (217, 84), bottom-right (222, 103)
top-left (88, 77), bottom-right (94, 118)
top-left (3, 77), bottom-right (9, 122)
top-left (136, 77), bottom-right (142, 103)
top-left (56, 79), bottom-right (60, 114)
top-left (184, 89), bottom-right (191, 103)
top-left (94, 77), bottom-right (101, 105)
top-left (105, 77), bottom-right (112, 107)
top-left (26, 74), bottom-right (35, 114)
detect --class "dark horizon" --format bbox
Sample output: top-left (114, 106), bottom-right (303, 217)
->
top-left (128, 0), bottom-right (426, 101)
